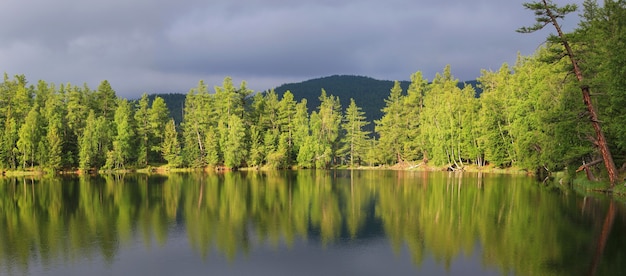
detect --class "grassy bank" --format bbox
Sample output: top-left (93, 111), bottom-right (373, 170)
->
top-left (573, 176), bottom-right (626, 196)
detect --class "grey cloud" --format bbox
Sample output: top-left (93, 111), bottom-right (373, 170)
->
top-left (0, 0), bottom-right (585, 98)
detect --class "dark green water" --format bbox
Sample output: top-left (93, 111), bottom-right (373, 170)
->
top-left (0, 170), bottom-right (624, 275)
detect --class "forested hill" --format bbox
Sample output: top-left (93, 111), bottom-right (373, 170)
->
top-left (146, 93), bottom-right (185, 124)
top-left (271, 75), bottom-right (480, 122)
top-left (149, 75), bottom-right (480, 125)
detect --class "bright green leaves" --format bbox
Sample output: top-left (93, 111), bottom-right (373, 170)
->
top-left (162, 119), bottom-right (182, 167)
top-left (375, 81), bottom-right (406, 164)
top-left (223, 115), bottom-right (247, 169)
top-left (342, 99), bottom-right (370, 167)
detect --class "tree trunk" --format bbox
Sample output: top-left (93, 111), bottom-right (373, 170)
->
top-left (542, 0), bottom-right (619, 188)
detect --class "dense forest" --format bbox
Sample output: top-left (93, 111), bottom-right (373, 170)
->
top-left (0, 0), bottom-right (624, 182)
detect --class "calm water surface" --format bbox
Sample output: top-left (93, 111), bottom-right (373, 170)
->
top-left (1, 170), bottom-right (624, 275)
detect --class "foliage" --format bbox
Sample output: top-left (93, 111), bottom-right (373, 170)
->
top-left (0, 1), bottom-right (624, 176)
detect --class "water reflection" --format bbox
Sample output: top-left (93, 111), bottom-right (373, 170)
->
top-left (0, 171), bottom-right (624, 275)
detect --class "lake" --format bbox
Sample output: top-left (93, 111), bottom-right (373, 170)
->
top-left (0, 170), bottom-right (624, 275)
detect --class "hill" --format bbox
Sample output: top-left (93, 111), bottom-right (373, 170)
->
top-left (147, 93), bottom-right (186, 124)
top-left (272, 75), bottom-right (480, 124)
top-left (151, 75), bottom-right (481, 129)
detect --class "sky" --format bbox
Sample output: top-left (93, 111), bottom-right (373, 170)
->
top-left (0, 0), bottom-right (584, 99)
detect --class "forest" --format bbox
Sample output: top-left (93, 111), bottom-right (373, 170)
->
top-left (0, 0), bottom-right (624, 182)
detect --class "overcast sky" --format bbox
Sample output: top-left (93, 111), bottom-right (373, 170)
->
top-left (0, 0), bottom-right (584, 98)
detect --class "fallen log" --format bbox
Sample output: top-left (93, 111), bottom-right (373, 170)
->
top-left (577, 159), bottom-right (603, 181)
top-left (576, 159), bottom-right (603, 172)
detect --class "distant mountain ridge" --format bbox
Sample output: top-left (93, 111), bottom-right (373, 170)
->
top-left (272, 75), bottom-right (480, 123)
top-left (272, 75), bottom-right (409, 123)
top-left (151, 75), bottom-right (481, 127)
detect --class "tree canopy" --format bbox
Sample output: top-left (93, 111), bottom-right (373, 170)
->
top-left (0, 1), bottom-right (624, 184)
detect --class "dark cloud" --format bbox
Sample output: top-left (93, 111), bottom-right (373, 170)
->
top-left (0, 0), bottom-right (584, 98)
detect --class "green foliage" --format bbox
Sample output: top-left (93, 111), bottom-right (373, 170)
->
top-left (109, 99), bottom-right (135, 169)
top-left (223, 115), bottom-right (247, 169)
top-left (517, 1), bottom-right (578, 34)
top-left (135, 93), bottom-right (151, 166)
top-left (375, 81), bottom-right (406, 164)
top-left (573, 0), bottom-right (626, 166)
top-left (162, 119), bottom-right (182, 167)
top-left (79, 111), bottom-right (98, 171)
top-left (0, 1), bottom-right (624, 174)
top-left (94, 80), bottom-right (118, 120)
top-left (342, 98), bottom-right (370, 167)
top-left (17, 105), bottom-right (42, 169)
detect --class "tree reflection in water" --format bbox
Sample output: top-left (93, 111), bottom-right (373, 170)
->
top-left (0, 171), bottom-right (624, 275)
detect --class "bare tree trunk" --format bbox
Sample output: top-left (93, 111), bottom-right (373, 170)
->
top-left (541, 0), bottom-right (619, 188)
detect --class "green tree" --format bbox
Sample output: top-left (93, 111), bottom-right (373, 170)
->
top-left (420, 65), bottom-right (469, 167)
top-left (278, 91), bottom-right (297, 164)
top-left (107, 99), bottom-right (135, 169)
top-left (223, 115), bottom-right (247, 169)
top-left (519, 0), bottom-right (619, 186)
top-left (93, 80), bottom-right (118, 120)
top-left (135, 93), bottom-right (151, 166)
top-left (181, 81), bottom-right (210, 167)
top-left (162, 119), bottom-right (182, 167)
top-left (375, 81), bottom-right (406, 164)
top-left (248, 125), bottom-right (265, 167)
top-left (478, 63), bottom-right (516, 167)
top-left (42, 92), bottom-right (66, 171)
top-left (149, 96), bottom-right (170, 162)
top-left (0, 117), bottom-right (19, 169)
top-left (79, 111), bottom-right (98, 171)
top-left (403, 72), bottom-right (428, 162)
top-left (314, 89), bottom-right (342, 167)
top-left (573, 0), bottom-right (626, 172)
top-left (342, 98), bottom-right (370, 167)
top-left (16, 105), bottom-right (41, 169)
top-left (292, 99), bottom-right (310, 159)
top-left (45, 116), bottom-right (63, 171)
top-left (205, 126), bottom-right (221, 167)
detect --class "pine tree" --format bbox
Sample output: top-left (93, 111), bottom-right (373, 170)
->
top-left (135, 93), bottom-right (151, 166)
top-left (342, 98), bottom-right (370, 167)
top-left (17, 105), bottom-right (41, 169)
top-left (205, 126), bottom-right (221, 167)
top-left (149, 96), bottom-right (170, 161)
top-left (375, 81), bottom-right (406, 164)
top-left (162, 119), bottom-right (182, 167)
top-left (45, 116), bottom-right (63, 171)
top-left (248, 125), bottom-right (265, 167)
top-left (403, 72), bottom-right (428, 162)
top-left (315, 89), bottom-right (342, 166)
top-left (292, 99), bottom-right (310, 161)
top-left (109, 99), bottom-right (135, 169)
top-left (43, 92), bottom-right (66, 171)
top-left (79, 111), bottom-right (98, 171)
top-left (278, 91), bottom-right (297, 163)
top-left (519, 0), bottom-right (619, 186)
top-left (93, 80), bottom-right (118, 120)
top-left (181, 81), bottom-right (210, 167)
